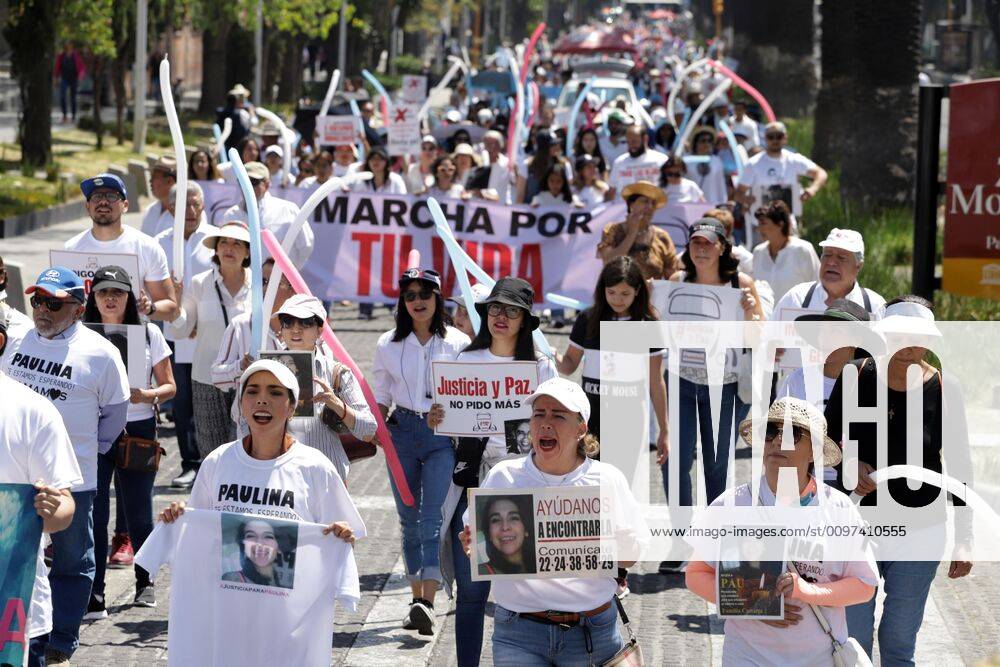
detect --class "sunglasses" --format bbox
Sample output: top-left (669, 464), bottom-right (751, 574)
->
top-left (664, 171), bottom-right (683, 178)
top-left (89, 191), bottom-right (123, 203)
top-left (488, 303), bottom-right (525, 319)
top-left (30, 294), bottom-right (71, 312)
top-left (765, 133), bottom-right (785, 140)
top-left (764, 423), bottom-right (808, 443)
top-left (403, 288), bottom-right (434, 302)
top-left (278, 314), bottom-right (319, 329)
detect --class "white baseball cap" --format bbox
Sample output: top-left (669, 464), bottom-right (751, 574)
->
top-left (239, 359), bottom-right (300, 406)
top-left (263, 145), bottom-right (283, 159)
top-left (818, 228), bottom-right (865, 255)
top-left (273, 293), bottom-right (327, 322)
top-left (525, 377), bottom-right (591, 423)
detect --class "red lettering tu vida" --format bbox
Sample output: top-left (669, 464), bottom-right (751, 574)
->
top-left (0, 598), bottom-right (27, 652)
top-left (351, 233), bottom-right (543, 300)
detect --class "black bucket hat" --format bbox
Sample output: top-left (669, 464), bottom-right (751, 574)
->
top-left (475, 277), bottom-right (540, 331)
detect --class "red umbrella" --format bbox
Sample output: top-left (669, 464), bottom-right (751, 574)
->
top-left (553, 27), bottom-right (638, 56)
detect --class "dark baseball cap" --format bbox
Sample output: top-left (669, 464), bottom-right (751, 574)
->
top-left (81, 173), bottom-right (128, 201)
top-left (688, 217), bottom-right (727, 243)
top-left (399, 268), bottom-right (442, 291)
top-left (90, 265), bottom-right (133, 293)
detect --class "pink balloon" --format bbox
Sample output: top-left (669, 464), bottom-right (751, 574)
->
top-left (709, 59), bottom-right (777, 123)
top-left (407, 249), bottom-right (421, 270)
top-left (261, 229), bottom-right (414, 507)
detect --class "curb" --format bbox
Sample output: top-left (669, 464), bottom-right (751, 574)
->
top-left (0, 198), bottom-right (85, 239)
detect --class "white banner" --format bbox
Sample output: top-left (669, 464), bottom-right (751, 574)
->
top-left (387, 101), bottom-right (423, 156)
top-left (316, 115), bottom-right (357, 147)
top-left (431, 360), bottom-right (538, 437)
top-left (49, 250), bottom-right (141, 297)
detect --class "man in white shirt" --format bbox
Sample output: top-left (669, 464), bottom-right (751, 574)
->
top-left (139, 156), bottom-right (177, 238)
top-left (598, 110), bottom-right (631, 165)
top-left (0, 255), bottom-right (32, 352)
top-left (221, 161), bottom-right (315, 269)
top-left (735, 122), bottom-right (827, 245)
top-left (729, 100), bottom-right (760, 148)
top-left (155, 182), bottom-right (215, 488)
top-left (606, 124), bottom-right (668, 201)
top-left (772, 228), bottom-right (886, 320)
top-left (467, 131), bottom-right (511, 203)
top-left (0, 319), bottom-right (82, 667)
top-left (2, 267), bottom-right (129, 663)
top-left (65, 173), bottom-right (178, 321)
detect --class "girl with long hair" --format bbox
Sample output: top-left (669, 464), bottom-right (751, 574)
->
top-left (352, 145), bottom-right (407, 194)
top-left (530, 162), bottom-right (582, 207)
top-left (572, 127), bottom-right (608, 176)
top-left (188, 148), bottom-right (222, 182)
top-left (573, 154), bottom-right (609, 207)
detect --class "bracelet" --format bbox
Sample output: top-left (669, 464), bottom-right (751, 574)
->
top-left (148, 300), bottom-right (157, 316)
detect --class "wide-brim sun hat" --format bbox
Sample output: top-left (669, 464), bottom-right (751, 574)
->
top-left (451, 143), bottom-right (482, 167)
top-left (738, 396), bottom-right (842, 467)
top-left (475, 277), bottom-right (540, 331)
top-left (876, 300), bottom-right (941, 339)
top-left (202, 221), bottom-right (252, 249)
top-left (526, 377), bottom-right (591, 424)
top-left (621, 181), bottom-right (667, 209)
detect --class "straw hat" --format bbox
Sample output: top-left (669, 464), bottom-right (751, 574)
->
top-left (738, 397), bottom-right (842, 466)
top-left (621, 181), bottom-right (667, 209)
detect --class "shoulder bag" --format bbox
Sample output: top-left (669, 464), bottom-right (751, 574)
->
top-left (319, 362), bottom-right (377, 462)
top-left (601, 596), bottom-right (644, 666)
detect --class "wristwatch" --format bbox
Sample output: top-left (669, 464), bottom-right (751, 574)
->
top-left (147, 300), bottom-right (157, 316)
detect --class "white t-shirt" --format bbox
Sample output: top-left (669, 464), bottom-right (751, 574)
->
top-left (64, 225), bottom-right (171, 288)
top-left (123, 323), bottom-right (171, 422)
top-left (2, 323), bottom-right (129, 490)
top-left (471, 455), bottom-right (650, 613)
top-left (155, 221), bottom-right (216, 362)
top-left (737, 149), bottom-right (817, 196)
top-left (0, 373), bottom-right (83, 639)
top-left (531, 190), bottom-right (582, 208)
top-left (135, 507), bottom-right (360, 667)
top-left (140, 200), bottom-right (173, 238)
top-left (372, 327), bottom-right (470, 413)
top-left (608, 149), bottom-right (668, 193)
top-left (751, 236), bottom-right (821, 301)
top-left (664, 178), bottom-right (705, 203)
top-left (729, 115), bottom-right (760, 148)
top-left (1, 300), bottom-right (33, 354)
top-left (688, 154), bottom-right (728, 206)
top-left (455, 348), bottom-right (557, 482)
top-left (351, 172), bottom-right (407, 195)
top-left (575, 184), bottom-right (608, 208)
top-left (405, 164), bottom-right (434, 194)
top-left (425, 183), bottom-right (465, 199)
top-left (598, 135), bottom-right (629, 164)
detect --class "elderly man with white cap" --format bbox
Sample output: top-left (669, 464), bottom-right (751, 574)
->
top-left (772, 228), bottom-right (886, 320)
top-left (221, 161), bottom-right (314, 268)
top-left (459, 378), bottom-right (650, 667)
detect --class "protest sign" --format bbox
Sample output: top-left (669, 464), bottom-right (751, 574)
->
top-left (775, 307), bottom-right (823, 371)
top-left (400, 75), bottom-right (428, 103)
top-left (468, 486), bottom-right (618, 581)
top-left (652, 202), bottom-right (713, 250)
top-left (0, 484), bottom-right (42, 667)
top-left (431, 360), bottom-right (538, 437)
top-left (651, 280), bottom-right (744, 322)
top-left (49, 251), bottom-right (140, 297)
top-left (387, 101), bottom-right (423, 156)
top-left (316, 116), bottom-right (357, 147)
top-left (261, 350), bottom-right (315, 418)
top-left (752, 181), bottom-right (802, 218)
top-left (85, 323), bottom-right (148, 388)
top-left (716, 528), bottom-right (785, 619)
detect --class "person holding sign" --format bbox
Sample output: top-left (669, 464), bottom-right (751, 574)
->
top-left (596, 181), bottom-right (679, 281)
top-left (82, 266), bottom-right (175, 617)
top-left (431, 277), bottom-right (556, 665)
top-left (372, 268), bottom-right (470, 636)
top-left (684, 397), bottom-right (877, 666)
top-left (459, 378), bottom-right (650, 666)
top-left (168, 222), bottom-right (252, 459)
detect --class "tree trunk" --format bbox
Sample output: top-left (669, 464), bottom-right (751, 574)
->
top-left (729, 0), bottom-right (817, 117)
top-left (813, 0), bottom-right (859, 169)
top-left (111, 56), bottom-right (127, 144)
top-left (839, 0), bottom-right (921, 209)
top-left (4, 0), bottom-right (61, 168)
top-left (92, 57), bottom-right (104, 150)
top-left (199, 19), bottom-right (232, 115)
top-left (276, 33), bottom-right (303, 105)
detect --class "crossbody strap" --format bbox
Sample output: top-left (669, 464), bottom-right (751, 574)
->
top-left (213, 280), bottom-right (231, 328)
top-left (614, 595), bottom-right (638, 644)
top-left (786, 563), bottom-right (840, 645)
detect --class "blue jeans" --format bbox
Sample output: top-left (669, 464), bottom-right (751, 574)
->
top-left (168, 353), bottom-right (201, 470)
top-left (492, 603), bottom-right (623, 666)
top-left (661, 377), bottom-right (737, 506)
top-left (93, 417), bottom-right (156, 596)
top-left (450, 493), bottom-right (491, 666)
top-left (846, 560), bottom-right (939, 666)
top-left (47, 489), bottom-right (96, 656)
top-left (387, 408), bottom-right (455, 583)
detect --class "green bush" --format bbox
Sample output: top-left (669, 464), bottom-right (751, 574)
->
top-left (393, 54), bottom-right (425, 75)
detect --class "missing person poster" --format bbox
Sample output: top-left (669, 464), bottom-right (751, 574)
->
top-left (260, 351), bottom-right (315, 418)
top-left (49, 250), bottom-right (140, 297)
top-left (220, 512), bottom-right (299, 592)
top-left (752, 182), bottom-right (802, 217)
top-left (85, 323), bottom-right (147, 388)
top-left (716, 528), bottom-right (785, 619)
top-left (0, 484), bottom-right (43, 667)
top-left (316, 116), bottom-right (357, 147)
top-left (431, 361), bottom-right (539, 437)
top-left (468, 486), bottom-right (617, 582)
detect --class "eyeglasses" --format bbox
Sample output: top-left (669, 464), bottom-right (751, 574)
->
top-left (488, 304), bottom-right (524, 319)
top-left (30, 294), bottom-right (70, 312)
top-left (764, 423), bottom-right (807, 443)
top-left (278, 314), bottom-right (318, 329)
top-left (89, 191), bottom-right (123, 203)
top-left (403, 288), bottom-right (434, 302)
top-left (765, 133), bottom-right (785, 140)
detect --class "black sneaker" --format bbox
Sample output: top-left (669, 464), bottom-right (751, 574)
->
top-left (171, 469), bottom-right (197, 489)
top-left (134, 585), bottom-right (156, 608)
top-left (44, 648), bottom-right (71, 665)
top-left (83, 594), bottom-right (108, 621)
top-left (401, 598), bottom-right (418, 630)
top-left (408, 597), bottom-right (435, 636)
top-left (658, 560), bottom-right (685, 574)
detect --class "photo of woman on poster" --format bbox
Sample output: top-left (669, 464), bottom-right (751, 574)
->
top-left (477, 494), bottom-right (536, 575)
top-left (222, 518), bottom-right (297, 589)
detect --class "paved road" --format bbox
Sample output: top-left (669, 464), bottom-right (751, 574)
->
top-left (5, 209), bottom-right (1000, 666)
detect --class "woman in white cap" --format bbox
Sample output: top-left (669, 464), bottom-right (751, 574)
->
top-left (168, 221), bottom-right (252, 459)
top-left (266, 294), bottom-right (376, 481)
top-left (452, 143), bottom-right (481, 190)
top-left (157, 358), bottom-right (363, 541)
top-left (685, 397), bottom-right (878, 666)
top-left (823, 295), bottom-right (972, 664)
top-left (459, 378), bottom-right (650, 666)
top-left (372, 268), bottom-right (470, 636)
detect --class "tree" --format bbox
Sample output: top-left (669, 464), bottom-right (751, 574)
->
top-left (4, 0), bottom-right (63, 168)
top-left (59, 0), bottom-right (116, 150)
top-left (812, 0), bottom-right (858, 169)
top-left (109, 2), bottom-right (135, 145)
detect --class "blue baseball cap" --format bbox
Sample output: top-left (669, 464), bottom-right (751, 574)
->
top-left (80, 173), bottom-right (127, 201)
top-left (25, 266), bottom-right (86, 303)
